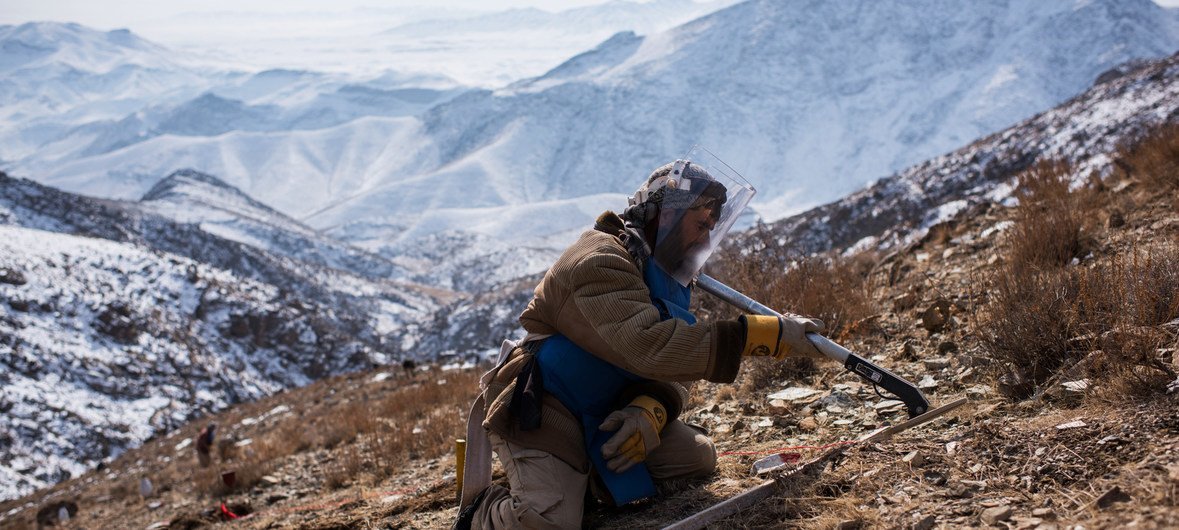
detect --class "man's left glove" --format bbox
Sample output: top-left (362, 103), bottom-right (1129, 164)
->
top-left (598, 395), bottom-right (668, 473)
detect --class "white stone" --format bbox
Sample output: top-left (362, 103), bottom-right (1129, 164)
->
top-left (767, 387), bottom-right (821, 402)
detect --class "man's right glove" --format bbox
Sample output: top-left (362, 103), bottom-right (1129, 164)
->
top-left (740, 314), bottom-right (826, 359)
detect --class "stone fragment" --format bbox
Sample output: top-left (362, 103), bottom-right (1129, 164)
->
top-left (767, 387), bottom-right (821, 402)
top-left (1031, 507), bottom-right (1056, 519)
top-left (922, 470), bottom-right (947, 486)
top-left (1055, 420), bottom-right (1086, 430)
top-left (912, 514), bottom-right (936, 530)
top-left (945, 441), bottom-right (959, 455)
top-left (0, 267), bottom-right (27, 286)
top-left (902, 450), bottom-right (925, 466)
top-left (947, 482), bottom-right (971, 498)
top-left (751, 452), bottom-right (801, 475)
top-left (817, 391), bottom-right (858, 410)
top-left (918, 375), bottom-right (938, 390)
top-left (892, 292), bottom-right (918, 312)
top-left (980, 505), bottom-right (1012, 525)
top-left (874, 399), bottom-right (905, 411)
top-left (922, 300), bottom-right (953, 333)
top-left (1095, 486), bottom-right (1131, 509)
top-left (937, 341), bottom-right (959, 355)
top-left (799, 417), bottom-right (818, 431)
top-left (966, 385), bottom-right (990, 399)
top-left (923, 357), bottom-right (951, 370)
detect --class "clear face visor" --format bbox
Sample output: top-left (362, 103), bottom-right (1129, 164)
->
top-left (634, 146), bottom-right (756, 286)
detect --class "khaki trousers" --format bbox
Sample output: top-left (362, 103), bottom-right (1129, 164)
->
top-left (473, 421), bottom-right (716, 529)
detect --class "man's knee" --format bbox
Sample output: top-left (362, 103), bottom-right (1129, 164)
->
top-left (648, 421), bottom-right (717, 480)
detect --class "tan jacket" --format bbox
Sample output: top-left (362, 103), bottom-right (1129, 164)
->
top-left (482, 211), bottom-right (745, 472)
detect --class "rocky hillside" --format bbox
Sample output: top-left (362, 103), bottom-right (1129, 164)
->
top-left (0, 174), bottom-right (447, 500)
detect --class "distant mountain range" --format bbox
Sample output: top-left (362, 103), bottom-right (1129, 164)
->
top-left (3, 0), bottom-right (1176, 288)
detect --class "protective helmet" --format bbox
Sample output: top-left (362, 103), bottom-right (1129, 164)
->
top-left (626, 145), bottom-right (756, 286)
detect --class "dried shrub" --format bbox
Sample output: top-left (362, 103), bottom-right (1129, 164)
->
top-left (704, 226), bottom-right (877, 393)
top-left (1080, 247), bottom-right (1179, 397)
top-left (978, 264), bottom-right (1082, 394)
top-left (323, 445), bottom-right (365, 490)
top-left (980, 243), bottom-right (1179, 399)
top-left (705, 225), bottom-right (875, 337)
top-left (1006, 161), bottom-right (1097, 272)
top-left (1115, 123), bottom-right (1179, 192)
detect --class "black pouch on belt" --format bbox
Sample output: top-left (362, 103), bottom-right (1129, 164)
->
top-left (509, 353), bottom-right (545, 431)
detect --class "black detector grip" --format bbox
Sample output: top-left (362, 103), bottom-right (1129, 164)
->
top-left (844, 352), bottom-right (929, 418)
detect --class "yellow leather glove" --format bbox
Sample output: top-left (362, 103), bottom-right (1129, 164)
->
top-left (740, 314), bottom-right (826, 359)
top-left (598, 395), bottom-right (667, 473)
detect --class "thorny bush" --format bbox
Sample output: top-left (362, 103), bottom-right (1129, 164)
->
top-left (981, 157), bottom-right (1179, 399)
top-left (1115, 123), bottom-right (1179, 193)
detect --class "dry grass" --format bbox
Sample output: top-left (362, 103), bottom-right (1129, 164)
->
top-left (979, 151), bottom-right (1179, 399)
top-left (703, 231), bottom-right (878, 394)
top-left (1006, 160), bottom-right (1097, 273)
top-left (1115, 123), bottom-right (1179, 192)
top-left (0, 366), bottom-right (480, 530)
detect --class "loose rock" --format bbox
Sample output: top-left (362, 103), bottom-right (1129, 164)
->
top-left (921, 300), bottom-right (953, 333)
top-left (980, 505), bottom-right (1012, 525)
top-left (924, 357), bottom-right (952, 370)
top-left (0, 267), bottom-right (26, 286)
top-left (1032, 507), bottom-right (1056, 519)
top-left (1094, 486), bottom-right (1131, 509)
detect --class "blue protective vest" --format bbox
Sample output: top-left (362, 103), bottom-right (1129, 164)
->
top-left (535, 260), bottom-right (694, 504)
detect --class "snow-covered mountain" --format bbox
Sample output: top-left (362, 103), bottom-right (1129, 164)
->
top-left (309, 0), bottom-right (1179, 234)
top-left (138, 169), bottom-right (413, 280)
top-left (10, 0), bottom-right (1176, 287)
top-left (758, 51), bottom-right (1179, 256)
top-left (0, 21), bottom-right (466, 173)
top-left (0, 172), bottom-right (447, 500)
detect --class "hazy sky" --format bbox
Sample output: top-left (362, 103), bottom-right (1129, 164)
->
top-left (2, 0), bottom-right (1176, 31)
top-left (0, 0), bottom-right (613, 29)
top-left (3, 0), bottom-right (1176, 85)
